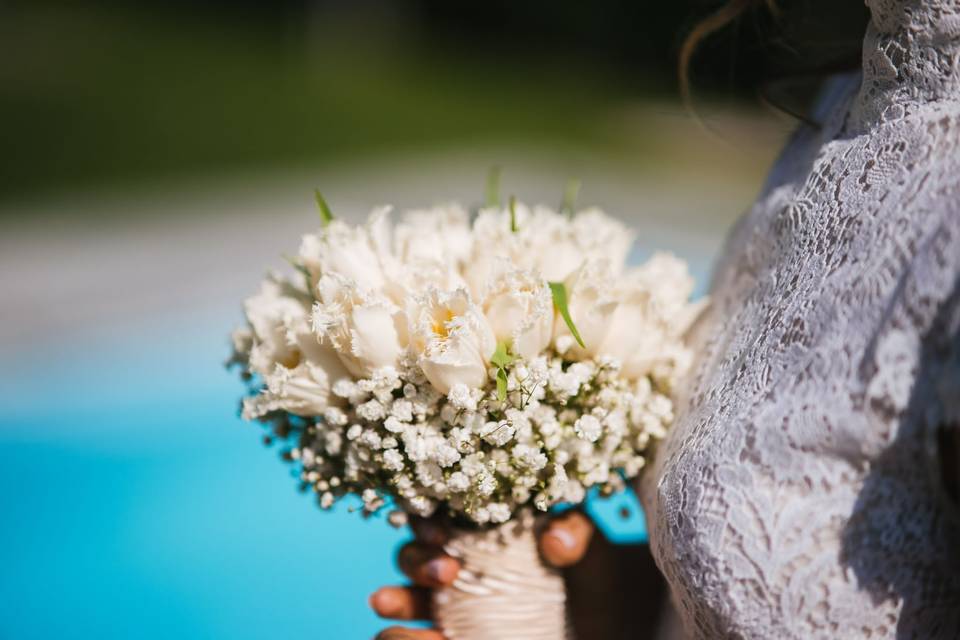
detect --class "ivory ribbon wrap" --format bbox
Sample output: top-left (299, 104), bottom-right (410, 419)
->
top-left (432, 511), bottom-right (572, 640)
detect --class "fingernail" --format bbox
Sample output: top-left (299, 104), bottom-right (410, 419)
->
top-left (547, 527), bottom-right (576, 550)
top-left (426, 558), bottom-right (448, 583)
top-left (369, 589), bottom-right (391, 614)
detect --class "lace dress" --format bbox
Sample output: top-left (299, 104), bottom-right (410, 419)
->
top-left (641, 1), bottom-right (960, 637)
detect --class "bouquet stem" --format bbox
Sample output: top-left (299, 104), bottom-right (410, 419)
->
top-left (432, 510), bottom-right (572, 640)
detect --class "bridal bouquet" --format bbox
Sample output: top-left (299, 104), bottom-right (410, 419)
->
top-left (229, 187), bottom-right (703, 639)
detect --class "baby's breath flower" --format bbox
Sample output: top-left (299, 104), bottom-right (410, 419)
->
top-left (487, 503), bottom-right (511, 524)
top-left (574, 415), bottom-right (603, 442)
top-left (324, 432), bottom-right (343, 456)
top-left (476, 473), bottom-right (497, 497)
top-left (407, 495), bottom-right (436, 518)
top-left (383, 416), bottom-right (405, 433)
top-left (512, 444), bottom-right (548, 471)
top-left (357, 399), bottom-right (386, 422)
top-left (448, 471), bottom-right (470, 492)
top-left (447, 383), bottom-right (479, 411)
top-left (323, 407), bottom-right (348, 426)
top-left (390, 399), bottom-right (414, 422)
top-left (480, 420), bottom-right (515, 446)
top-left (387, 510), bottom-right (408, 528)
top-left (434, 443), bottom-right (462, 468)
top-left (383, 449), bottom-right (404, 472)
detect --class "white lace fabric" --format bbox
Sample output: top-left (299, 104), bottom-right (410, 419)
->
top-left (641, 1), bottom-right (960, 637)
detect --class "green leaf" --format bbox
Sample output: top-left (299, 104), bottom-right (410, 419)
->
top-left (496, 367), bottom-right (509, 402)
top-left (509, 195), bottom-right (518, 232)
top-left (548, 281), bottom-right (585, 348)
top-left (281, 254), bottom-right (315, 300)
top-left (560, 178), bottom-right (581, 217)
top-left (282, 252), bottom-right (310, 279)
top-left (491, 340), bottom-right (515, 369)
top-left (485, 165), bottom-right (502, 208)
top-left (491, 340), bottom-right (514, 402)
top-left (314, 189), bottom-right (334, 226)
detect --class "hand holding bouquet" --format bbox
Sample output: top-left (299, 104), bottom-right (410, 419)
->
top-left (230, 187), bottom-right (703, 639)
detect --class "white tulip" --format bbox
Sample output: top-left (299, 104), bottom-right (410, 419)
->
top-left (299, 206), bottom-right (397, 296)
top-left (312, 275), bottom-right (405, 378)
top-left (553, 260), bottom-right (619, 360)
top-left (243, 357), bottom-right (348, 420)
top-left (394, 204), bottom-right (473, 267)
top-left (463, 204), bottom-right (635, 298)
top-left (596, 283), bottom-right (661, 378)
top-left (462, 206), bottom-right (520, 298)
top-left (625, 252), bottom-right (701, 321)
top-left (242, 278), bottom-right (304, 375)
top-left (591, 253), bottom-right (705, 386)
top-left (526, 206), bottom-right (591, 281)
top-left (408, 288), bottom-right (496, 394)
top-left (240, 278), bottom-right (350, 418)
top-left (569, 208), bottom-right (634, 275)
top-left (481, 261), bottom-right (553, 359)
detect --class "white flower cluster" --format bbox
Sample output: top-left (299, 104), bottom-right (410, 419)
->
top-left (230, 199), bottom-right (704, 525)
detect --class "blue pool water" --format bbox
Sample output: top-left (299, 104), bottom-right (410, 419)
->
top-left (0, 307), bottom-right (648, 639)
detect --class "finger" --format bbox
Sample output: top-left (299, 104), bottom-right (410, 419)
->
top-left (409, 516), bottom-right (449, 546)
top-left (397, 542), bottom-right (460, 586)
top-left (375, 626), bottom-right (446, 640)
top-left (539, 510), bottom-right (595, 567)
top-left (369, 586), bottom-right (432, 620)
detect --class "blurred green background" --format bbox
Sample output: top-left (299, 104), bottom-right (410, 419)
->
top-left (2, 0), bottom-right (820, 205)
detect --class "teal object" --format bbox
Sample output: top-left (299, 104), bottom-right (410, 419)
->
top-left (585, 486), bottom-right (648, 544)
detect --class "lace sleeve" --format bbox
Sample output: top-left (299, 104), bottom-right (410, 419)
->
top-left (642, 1), bottom-right (960, 634)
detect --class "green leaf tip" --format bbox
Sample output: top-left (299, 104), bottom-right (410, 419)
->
top-left (282, 253), bottom-right (308, 276)
top-left (509, 195), bottom-right (519, 233)
top-left (282, 254), bottom-right (315, 299)
top-left (548, 281), bottom-right (585, 348)
top-left (491, 341), bottom-right (515, 369)
top-left (560, 178), bottom-right (581, 217)
top-left (314, 189), bottom-right (334, 226)
top-left (485, 166), bottom-right (502, 208)
top-left (496, 368), bottom-right (509, 402)
top-left (491, 341), bottom-right (515, 402)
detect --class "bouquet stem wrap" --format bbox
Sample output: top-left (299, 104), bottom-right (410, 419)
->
top-left (432, 510), bottom-right (572, 640)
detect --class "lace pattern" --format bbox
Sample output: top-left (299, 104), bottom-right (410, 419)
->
top-left (642, 1), bottom-right (960, 637)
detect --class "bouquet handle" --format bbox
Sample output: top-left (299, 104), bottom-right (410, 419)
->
top-left (432, 511), bottom-right (573, 640)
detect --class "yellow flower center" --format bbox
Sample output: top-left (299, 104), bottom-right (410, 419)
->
top-left (279, 349), bottom-right (302, 369)
top-left (432, 308), bottom-right (456, 339)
